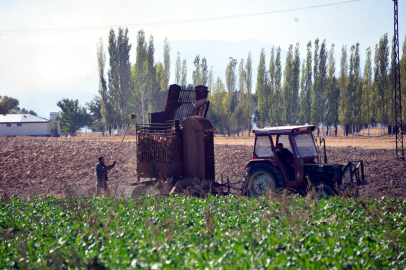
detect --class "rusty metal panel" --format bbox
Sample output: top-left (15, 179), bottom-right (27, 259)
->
top-left (137, 162), bottom-right (168, 179)
top-left (136, 121), bottom-right (183, 179)
top-left (167, 162), bottom-right (184, 178)
top-left (183, 116), bottom-right (215, 182)
top-left (163, 84), bottom-right (182, 122)
top-left (204, 131), bottom-right (215, 181)
top-left (195, 85), bottom-right (209, 100)
top-left (183, 128), bottom-right (198, 178)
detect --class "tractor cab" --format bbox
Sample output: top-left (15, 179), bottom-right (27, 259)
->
top-left (243, 125), bottom-right (364, 198)
top-left (249, 125), bottom-right (318, 188)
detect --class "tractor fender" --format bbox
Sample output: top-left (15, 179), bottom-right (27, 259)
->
top-left (245, 159), bottom-right (277, 169)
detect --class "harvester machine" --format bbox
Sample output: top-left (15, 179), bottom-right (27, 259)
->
top-left (131, 84), bottom-right (227, 197)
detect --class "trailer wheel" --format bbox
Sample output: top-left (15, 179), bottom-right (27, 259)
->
top-left (242, 163), bottom-right (286, 197)
top-left (316, 184), bottom-right (335, 200)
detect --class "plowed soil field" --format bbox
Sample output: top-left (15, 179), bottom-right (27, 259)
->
top-left (0, 137), bottom-right (405, 198)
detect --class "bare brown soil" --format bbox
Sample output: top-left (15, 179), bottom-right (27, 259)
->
top-left (0, 136), bottom-right (405, 199)
top-left (0, 137), bottom-right (137, 198)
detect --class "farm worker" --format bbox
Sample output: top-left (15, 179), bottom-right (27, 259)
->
top-left (276, 143), bottom-right (295, 180)
top-left (96, 157), bottom-right (116, 196)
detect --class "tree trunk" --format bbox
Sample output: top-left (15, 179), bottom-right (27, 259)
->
top-left (247, 123), bottom-right (250, 137)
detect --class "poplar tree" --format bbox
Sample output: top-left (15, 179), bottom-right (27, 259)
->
top-left (163, 37), bottom-right (171, 91)
top-left (388, 38), bottom-right (396, 131)
top-left (292, 43), bottom-right (301, 124)
top-left (201, 57), bottom-right (208, 86)
top-left (225, 57), bottom-right (238, 135)
top-left (374, 33), bottom-right (389, 132)
top-left (181, 59), bottom-right (187, 87)
top-left (349, 43), bottom-right (362, 134)
top-left (338, 45), bottom-right (349, 135)
top-left (96, 38), bottom-right (111, 134)
top-left (238, 59), bottom-right (246, 111)
top-left (401, 34), bottom-right (406, 123)
top-left (362, 47), bottom-right (373, 135)
top-left (108, 28), bottom-right (132, 130)
top-left (192, 55), bottom-right (201, 86)
top-left (326, 44), bottom-right (339, 135)
top-left (274, 47), bottom-right (283, 126)
top-left (133, 30), bottom-right (148, 123)
top-left (146, 35), bottom-right (159, 113)
top-left (107, 29), bottom-right (120, 128)
top-left (299, 61), bottom-right (306, 125)
top-left (319, 40), bottom-right (328, 134)
top-left (256, 48), bottom-right (268, 128)
top-left (116, 28), bottom-right (132, 128)
top-left (244, 52), bottom-right (253, 135)
top-left (299, 41), bottom-right (312, 125)
top-left (175, 52), bottom-right (181, 84)
top-left (207, 66), bottom-right (214, 94)
top-left (281, 43), bottom-right (300, 125)
top-left (269, 47), bottom-right (276, 125)
top-left (210, 77), bottom-right (228, 135)
top-left (238, 59), bottom-right (246, 134)
top-left (311, 38), bottom-right (320, 126)
top-left (347, 45), bottom-right (356, 134)
top-left (282, 45), bottom-right (293, 124)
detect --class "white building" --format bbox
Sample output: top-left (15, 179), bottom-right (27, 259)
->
top-left (0, 113), bottom-right (61, 137)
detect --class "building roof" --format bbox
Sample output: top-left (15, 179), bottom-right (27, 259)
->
top-left (0, 114), bottom-right (49, 123)
top-left (252, 125), bottom-right (316, 134)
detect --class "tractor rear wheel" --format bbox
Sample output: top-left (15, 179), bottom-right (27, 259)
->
top-left (316, 184), bottom-right (335, 200)
top-left (242, 163), bottom-right (286, 197)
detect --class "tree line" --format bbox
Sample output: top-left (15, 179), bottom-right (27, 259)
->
top-left (208, 33), bottom-right (406, 137)
top-left (57, 30), bottom-right (406, 137)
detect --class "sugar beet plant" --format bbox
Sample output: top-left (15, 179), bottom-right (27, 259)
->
top-left (0, 194), bottom-right (405, 269)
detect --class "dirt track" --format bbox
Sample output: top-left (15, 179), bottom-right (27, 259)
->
top-left (0, 137), bottom-right (405, 199)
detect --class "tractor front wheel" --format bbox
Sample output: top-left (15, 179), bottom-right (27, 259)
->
top-left (242, 163), bottom-right (286, 197)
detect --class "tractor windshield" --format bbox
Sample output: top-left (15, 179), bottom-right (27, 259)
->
top-left (292, 133), bottom-right (318, 158)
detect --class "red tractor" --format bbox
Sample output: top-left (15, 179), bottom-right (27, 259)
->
top-left (242, 125), bottom-right (364, 198)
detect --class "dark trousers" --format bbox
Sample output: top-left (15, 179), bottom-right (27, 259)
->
top-left (96, 179), bottom-right (109, 196)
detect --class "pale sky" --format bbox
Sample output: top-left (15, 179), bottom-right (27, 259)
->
top-left (0, 0), bottom-right (404, 118)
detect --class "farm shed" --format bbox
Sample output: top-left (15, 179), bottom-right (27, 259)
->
top-left (0, 114), bottom-right (60, 137)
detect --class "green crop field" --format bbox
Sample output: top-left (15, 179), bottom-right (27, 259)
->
top-left (0, 194), bottom-right (405, 269)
